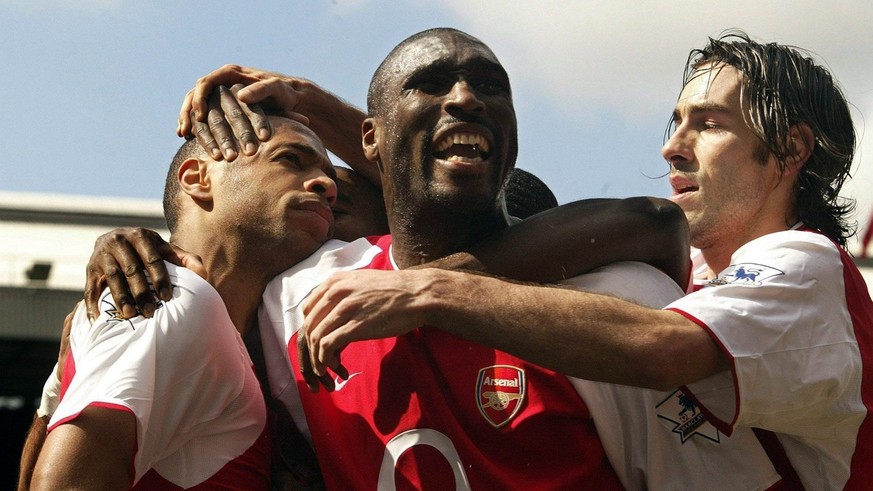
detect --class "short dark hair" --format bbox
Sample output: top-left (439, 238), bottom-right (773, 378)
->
top-left (505, 168), bottom-right (559, 219)
top-left (680, 30), bottom-right (856, 246)
top-left (162, 138), bottom-right (203, 233)
top-left (366, 27), bottom-right (494, 118)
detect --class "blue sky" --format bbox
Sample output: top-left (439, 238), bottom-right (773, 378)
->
top-left (3, 0), bottom-right (872, 248)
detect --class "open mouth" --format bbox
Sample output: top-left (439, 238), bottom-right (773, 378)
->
top-left (670, 175), bottom-right (698, 196)
top-left (433, 132), bottom-right (492, 162)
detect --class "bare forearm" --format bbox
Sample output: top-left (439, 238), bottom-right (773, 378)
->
top-left (421, 269), bottom-right (720, 389)
top-left (431, 197), bottom-right (690, 286)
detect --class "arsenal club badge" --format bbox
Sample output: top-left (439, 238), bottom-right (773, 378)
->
top-left (476, 365), bottom-right (526, 428)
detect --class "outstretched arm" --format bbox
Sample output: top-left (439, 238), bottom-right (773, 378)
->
top-left (434, 196), bottom-right (690, 288)
top-left (297, 196), bottom-right (691, 391)
top-left (302, 268), bottom-right (723, 390)
top-left (177, 65), bottom-right (379, 187)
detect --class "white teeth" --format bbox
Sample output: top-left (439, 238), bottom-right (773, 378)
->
top-left (435, 132), bottom-right (491, 154)
top-left (446, 155), bottom-right (482, 162)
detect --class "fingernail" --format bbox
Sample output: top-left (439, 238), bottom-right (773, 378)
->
top-left (258, 128), bottom-right (269, 140)
top-left (211, 148), bottom-right (223, 160)
top-left (143, 303), bottom-right (156, 318)
top-left (122, 304), bottom-right (137, 319)
top-left (159, 288), bottom-right (172, 301)
top-left (245, 142), bottom-right (257, 155)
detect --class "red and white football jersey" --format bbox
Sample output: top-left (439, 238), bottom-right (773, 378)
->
top-left (261, 236), bottom-right (622, 490)
top-left (50, 263), bottom-right (270, 489)
top-left (668, 227), bottom-right (873, 490)
top-left (260, 236), bottom-right (784, 490)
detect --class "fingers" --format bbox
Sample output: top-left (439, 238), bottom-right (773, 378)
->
top-left (224, 84), bottom-right (264, 156)
top-left (230, 83), bottom-right (271, 143)
top-left (191, 84), bottom-right (277, 161)
top-left (180, 64), bottom-right (287, 137)
top-left (171, 244), bottom-right (206, 280)
top-left (238, 78), bottom-right (308, 129)
top-left (177, 89), bottom-right (196, 138)
top-left (302, 285), bottom-right (359, 378)
top-left (133, 231), bottom-right (174, 304)
top-left (191, 107), bottom-right (223, 161)
top-left (209, 86), bottom-right (239, 161)
top-left (86, 238), bottom-right (138, 320)
top-left (85, 228), bottom-right (172, 320)
top-left (84, 263), bottom-right (107, 322)
top-left (301, 283), bottom-right (335, 377)
top-left (286, 111), bottom-right (311, 127)
top-left (190, 86), bottom-right (238, 161)
top-left (297, 336), bottom-right (336, 393)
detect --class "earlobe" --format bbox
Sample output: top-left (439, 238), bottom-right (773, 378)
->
top-left (178, 158), bottom-right (213, 201)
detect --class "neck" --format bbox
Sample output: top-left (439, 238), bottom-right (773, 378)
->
top-left (387, 205), bottom-right (511, 269)
top-left (171, 231), bottom-right (275, 337)
top-left (698, 217), bottom-right (798, 278)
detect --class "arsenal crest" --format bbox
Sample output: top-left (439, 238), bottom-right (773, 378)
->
top-left (476, 365), bottom-right (526, 428)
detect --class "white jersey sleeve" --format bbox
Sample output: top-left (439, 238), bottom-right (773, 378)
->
top-left (50, 263), bottom-right (266, 486)
top-left (670, 231), bottom-right (862, 434)
top-left (667, 230), bottom-right (871, 489)
top-left (564, 261), bottom-right (781, 490)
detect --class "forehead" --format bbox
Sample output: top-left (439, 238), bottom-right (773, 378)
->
top-left (263, 117), bottom-right (332, 166)
top-left (387, 32), bottom-right (506, 82)
top-left (677, 63), bottom-right (745, 111)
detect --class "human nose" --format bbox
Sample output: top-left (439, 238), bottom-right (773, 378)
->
top-left (661, 124), bottom-right (693, 169)
top-left (443, 80), bottom-right (484, 114)
top-left (306, 173), bottom-right (338, 206)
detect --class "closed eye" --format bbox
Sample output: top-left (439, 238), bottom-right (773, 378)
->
top-left (279, 153), bottom-right (303, 169)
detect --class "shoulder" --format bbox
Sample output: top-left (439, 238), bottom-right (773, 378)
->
top-left (85, 262), bottom-right (231, 350)
top-left (718, 229), bottom-right (841, 286)
top-left (162, 263), bottom-right (226, 320)
top-left (263, 237), bottom-right (386, 314)
top-left (737, 228), bottom-right (838, 259)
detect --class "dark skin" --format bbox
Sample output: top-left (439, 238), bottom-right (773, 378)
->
top-left (83, 197), bottom-right (689, 326)
top-left (91, 61), bottom-right (691, 324)
top-left (84, 195), bottom-right (688, 393)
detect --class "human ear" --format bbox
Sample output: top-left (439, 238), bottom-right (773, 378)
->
top-left (178, 158), bottom-right (213, 202)
top-left (785, 123), bottom-right (815, 175)
top-left (362, 118), bottom-right (382, 170)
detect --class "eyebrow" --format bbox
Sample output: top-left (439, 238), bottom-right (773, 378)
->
top-left (404, 57), bottom-right (509, 85)
top-left (285, 142), bottom-right (318, 159)
top-left (672, 101), bottom-right (733, 121)
top-left (278, 142), bottom-right (324, 164)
